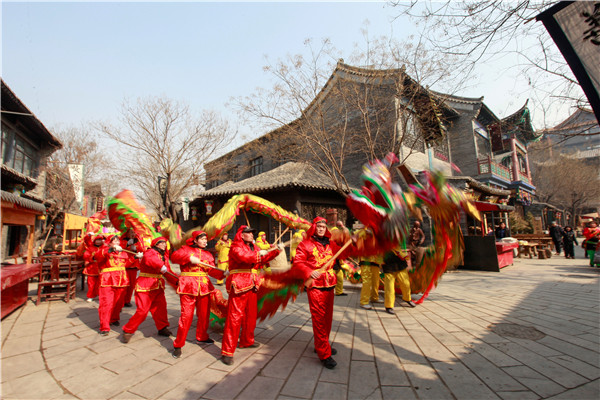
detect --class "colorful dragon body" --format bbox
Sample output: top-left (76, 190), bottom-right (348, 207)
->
top-left (103, 153), bottom-right (479, 325)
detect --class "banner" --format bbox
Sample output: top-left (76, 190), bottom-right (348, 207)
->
top-left (68, 163), bottom-right (85, 210)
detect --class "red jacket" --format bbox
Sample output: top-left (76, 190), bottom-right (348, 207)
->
top-left (226, 225), bottom-right (280, 294)
top-left (136, 247), bottom-right (170, 292)
top-left (171, 245), bottom-right (224, 296)
top-left (83, 240), bottom-right (105, 276)
top-left (292, 218), bottom-right (354, 289)
top-left (97, 247), bottom-right (130, 287)
top-left (120, 234), bottom-right (146, 270)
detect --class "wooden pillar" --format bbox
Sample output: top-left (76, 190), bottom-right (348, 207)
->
top-left (26, 225), bottom-right (35, 264)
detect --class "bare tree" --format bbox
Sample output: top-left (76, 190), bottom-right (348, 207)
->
top-left (529, 144), bottom-right (600, 221)
top-left (232, 35), bottom-right (454, 193)
top-left (41, 124), bottom-right (109, 238)
top-left (99, 97), bottom-right (236, 221)
top-left (392, 1), bottom-right (591, 130)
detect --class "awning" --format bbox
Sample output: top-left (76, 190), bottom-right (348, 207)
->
top-left (1, 190), bottom-right (46, 213)
top-left (474, 201), bottom-right (515, 212)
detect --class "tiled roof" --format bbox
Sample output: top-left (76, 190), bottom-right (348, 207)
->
top-left (198, 162), bottom-right (340, 197)
top-left (1, 190), bottom-right (46, 213)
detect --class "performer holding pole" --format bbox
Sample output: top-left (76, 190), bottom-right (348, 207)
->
top-left (120, 229), bottom-right (145, 307)
top-left (121, 237), bottom-right (174, 343)
top-left (221, 225), bottom-right (282, 365)
top-left (290, 217), bottom-right (355, 369)
top-left (170, 231), bottom-right (226, 358)
top-left (96, 235), bottom-right (130, 335)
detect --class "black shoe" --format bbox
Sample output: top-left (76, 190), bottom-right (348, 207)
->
top-left (110, 321), bottom-right (120, 326)
top-left (124, 303), bottom-right (132, 308)
top-left (157, 327), bottom-right (172, 337)
top-left (406, 300), bottom-right (416, 307)
top-left (335, 293), bottom-right (348, 296)
top-left (386, 308), bottom-right (395, 314)
top-left (99, 331), bottom-right (109, 336)
top-left (314, 348), bottom-right (337, 355)
top-left (122, 332), bottom-right (133, 343)
top-left (172, 348), bottom-right (182, 359)
top-left (321, 356), bottom-right (337, 369)
top-left (221, 355), bottom-right (234, 365)
top-left (197, 338), bottom-right (215, 344)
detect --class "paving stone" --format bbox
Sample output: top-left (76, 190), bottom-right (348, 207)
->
top-left (312, 381), bottom-right (347, 400)
top-left (502, 365), bottom-right (566, 398)
top-left (405, 327), bottom-right (456, 362)
top-left (381, 385), bottom-right (417, 400)
top-left (160, 367), bottom-right (227, 400)
top-left (1, 333), bottom-right (41, 357)
top-left (537, 335), bottom-right (599, 365)
top-left (544, 378), bottom-right (600, 399)
top-left (373, 342), bottom-right (409, 386)
top-left (547, 354), bottom-right (600, 381)
top-left (280, 356), bottom-right (322, 398)
top-left (348, 360), bottom-right (380, 399)
top-left (432, 360), bottom-right (499, 399)
top-left (1, 369), bottom-right (67, 399)
top-left (446, 345), bottom-right (526, 392)
top-left (497, 390), bottom-right (545, 400)
top-left (1, 351), bottom-right (46, 383)
top-left (352, 329), bottom-right (374, 361)
top-left (391, 339), bottom-right (429, 365)
top-left (203, 353), bottom-right (271, 399)
top-left (491, 342), bottom-right (588, 388)
top-left (262, 339), bottom-right (307, 378)
top-left (238, 376), bottom-right (285, 400)
top-left (404, 362), bottom-right (454, 400)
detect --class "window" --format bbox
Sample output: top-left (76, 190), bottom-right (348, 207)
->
top-left (1, 123), bottom-right (38, 178)
top-left (228, 165), bottom-right (239, 181)
top-left (400, 109), bottom-right (424, 153)
top-left (250, 157), bottom-right (263, 177)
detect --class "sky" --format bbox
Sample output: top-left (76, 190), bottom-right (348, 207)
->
top-left (2, 1), bottom-right (567, 150)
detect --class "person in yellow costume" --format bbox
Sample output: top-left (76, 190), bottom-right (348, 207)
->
top-left (358, 253), bottom-right (384, 309)
top-left (382, 247), bottom-right (416, 314)
top-left (290, 230), bottom-right (305, 262)
top-left (215, 232), bottom-right (231, 285)
top-left (256, 231), bottom-right (272, 273)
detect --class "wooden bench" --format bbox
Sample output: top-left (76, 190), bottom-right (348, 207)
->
top-left (513, 235), bottom-right (554, 259)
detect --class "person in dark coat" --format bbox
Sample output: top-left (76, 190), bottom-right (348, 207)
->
top-left (495, 222), bottom-right (509, 240)
top-left (549, 221), bottom-right (564, 255)
top-left (562, 226), bottom-right (577, 259)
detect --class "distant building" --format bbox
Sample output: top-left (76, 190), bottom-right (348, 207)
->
top-left (1, 79), bottom-right (62, 263)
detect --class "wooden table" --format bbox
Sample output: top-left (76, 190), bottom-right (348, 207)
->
top-left (1, 263), bottom-right (40, 319)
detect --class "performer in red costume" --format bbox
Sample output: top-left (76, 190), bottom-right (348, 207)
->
top-left (96, 235), bottom-right (130, 336)
top-left (121, 237), bottom-right (173, 343)
top-left (292, 217), bottom-right (355, 369)
top-left (120, 229), bottom-right (145, 307)
top-left (170, 231), bottom-right (226, 358)
top-left (220, 225), bottom-right (282, 365)
top-left (82, 234), bottom-right (105, 302)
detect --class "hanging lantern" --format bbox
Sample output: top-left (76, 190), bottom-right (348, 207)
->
top-left (205, 200), bottom-right (214, 216)
top-left (191, 206), bottom-right (198, 221)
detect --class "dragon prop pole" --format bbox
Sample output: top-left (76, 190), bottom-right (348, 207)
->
top-left (304, 239), bottom-right (353, 288)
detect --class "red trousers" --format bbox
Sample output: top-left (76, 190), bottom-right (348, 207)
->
top-left (98, 286), bottom-right (126, 332)
top-left (123, 289), bottom-right (169, 334)
top-left (307, 287), bottom-right (335, 360)
top-left (221, 289), bottom-right (258, 357)
top-left (124, 269), bottom-right (138, 304)
top-left (173, 293), bottom-right (211, 348)
top-left (86, 275), bottom-right (99, 299)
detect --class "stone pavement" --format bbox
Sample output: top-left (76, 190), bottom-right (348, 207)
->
top-left (2, 250), bottom-right (599, 400)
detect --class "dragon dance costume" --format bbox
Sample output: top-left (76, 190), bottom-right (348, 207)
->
top-left (122, 237), bottom-right (172, 336)
top-left (97, 235), bottom-right (130, 334)
top-left (221, 226), bottom-right (280, 358)
top-left (171, 231), bottom-right (225, 350)
top-left (82, 234), bottom-right (104, 300)
top-left (120, 231), bottom-right (146, 306)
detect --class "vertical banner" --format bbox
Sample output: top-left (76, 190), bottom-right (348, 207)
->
top-left (68, 163), bottom-right (85, 210)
